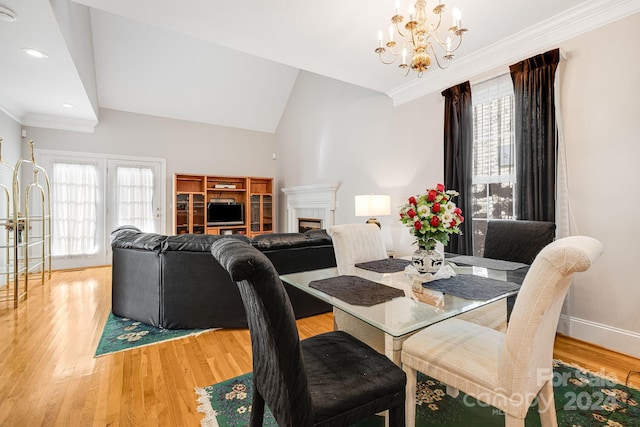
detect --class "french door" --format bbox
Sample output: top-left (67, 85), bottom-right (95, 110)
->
top-left (36, 150), bottom-right (165, 270)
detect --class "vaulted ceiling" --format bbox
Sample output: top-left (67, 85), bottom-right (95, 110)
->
top-left (0, 0), bottom-right (637, 133)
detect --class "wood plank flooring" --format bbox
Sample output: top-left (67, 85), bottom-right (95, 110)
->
top-left (0, 266), bottom-right (637, 426)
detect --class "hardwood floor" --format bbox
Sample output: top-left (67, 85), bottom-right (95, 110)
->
top-left (0, 266), bottom-right (637, 426)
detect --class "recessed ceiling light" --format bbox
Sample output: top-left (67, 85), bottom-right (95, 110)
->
top-left (21, 48), bottom-right (48, 59)
top-left (62, 103), bottom-right (75, 108)
top-left (0, 5), bottom-right (17, 22)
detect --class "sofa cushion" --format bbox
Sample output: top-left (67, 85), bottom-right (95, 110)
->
top-left (163, 233), bottom-right (250, 252)
top-left (111, 230), bottom-right (167, 252)
top-left (252, 230), bottom-right (332, 250)
top-left (303, 229), bottom-right (332, 243)
top-left (252, 233), bottom-right (310, 250)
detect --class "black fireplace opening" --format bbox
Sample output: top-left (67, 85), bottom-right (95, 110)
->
top-left (298, 218), bottom-right (322, 233)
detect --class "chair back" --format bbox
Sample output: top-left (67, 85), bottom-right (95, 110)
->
top-left (499, 236), bottom-right (603, 397)
top-left (211, 238), bottom-right (314, 426)
top-left (328, 223), bottom-right (387, 274)
top-left (483, 220), bottom-right (556, 264)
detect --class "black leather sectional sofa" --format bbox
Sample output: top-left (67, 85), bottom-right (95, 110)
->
top-left (110, 226), bottom-right (336, 329)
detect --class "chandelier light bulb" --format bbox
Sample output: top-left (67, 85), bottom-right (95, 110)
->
top-left (452, 7), bottom-right (462, 27)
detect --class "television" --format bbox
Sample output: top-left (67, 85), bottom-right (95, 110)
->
top-left (207, 202), bottom-right (244, 226)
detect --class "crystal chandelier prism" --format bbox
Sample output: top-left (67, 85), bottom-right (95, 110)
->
top-left (375, 0), bottom-right (468, 77)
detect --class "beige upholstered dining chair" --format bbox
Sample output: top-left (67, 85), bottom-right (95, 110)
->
top-left (401, 235), bottom-right (603, 427)
top-left (328, 223), bottom-right (388, 273)
top-left (328, 223), bottom-right (389, 352)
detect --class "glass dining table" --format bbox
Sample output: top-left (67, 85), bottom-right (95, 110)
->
top-left (280, 260), bottom-right (522, 365)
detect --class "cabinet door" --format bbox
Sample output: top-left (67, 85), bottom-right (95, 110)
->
top-left (192, 194), bottom-right (205, 234)
top-left (262, 195), bottom-right (273, 232)
top-left (176, 194), bottom-right (190, 234)
top-left (250, 194), bottom-right (273, 234)
top-left (250, 195), bottom-right (261, 232)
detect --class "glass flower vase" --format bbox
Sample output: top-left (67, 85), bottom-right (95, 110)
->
top-left (412, 245), bottom-right (444, 274)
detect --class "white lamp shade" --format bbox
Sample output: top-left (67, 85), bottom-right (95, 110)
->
top-left (355, 195), bottom-right (391, 217)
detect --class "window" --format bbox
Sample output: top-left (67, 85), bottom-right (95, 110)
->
top-left (115, 166), bottom-right (156, 232)
top-left (471, 74), bottom-right (516, 255)
top-left (51, 162), bottom-right (99, 257)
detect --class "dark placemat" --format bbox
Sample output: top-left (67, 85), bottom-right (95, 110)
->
top-left (422, 274), bottom-right (521, 301)
top-left (355, 258), bottom-right (412, 273)
top-left (309, 275), bottom-right (405, 306)
top-left (446, 255), bottom-right (529, 271)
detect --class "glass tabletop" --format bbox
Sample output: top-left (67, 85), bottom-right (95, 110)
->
top-left (280, 262), bottom-right (518, 339)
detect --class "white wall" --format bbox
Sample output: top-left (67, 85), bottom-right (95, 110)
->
top-left (0, 110), bottom-right (24, 278)
top-left (557, 13), bottom-right (640, 356)
top-left (25, 108), bottom-right (277, 232)
top-left (0, 111), bottom-right (22, 173)
top-left (276, 14), bottom-right (640, 357)
top-left (276, 71), bottom-right (446, 253)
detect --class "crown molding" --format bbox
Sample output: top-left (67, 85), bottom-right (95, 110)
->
top-left (21, 113), bottom-right (98, 133)
top-left (387, 0), bottom-right (640, 106)
top-left (0, 104), bottom-right (23, 125)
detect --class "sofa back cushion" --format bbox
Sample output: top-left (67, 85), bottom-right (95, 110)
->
top-left (111, 229), bottom-right (167, 252)
top-left (252, 230), bottom-right (332, 250)
top-left (163, 233), bottom-right (250, 252)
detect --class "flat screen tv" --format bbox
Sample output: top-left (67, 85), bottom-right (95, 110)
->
top-left (207, 202), bottom-right (244, 226)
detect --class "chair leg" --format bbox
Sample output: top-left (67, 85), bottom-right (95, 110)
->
top-left (388, 399), bottom-right (406, 427)
top-left (250, 389), bottom-right (265, 427)
top-left (504, 414), bottom-right (525, 427)
top-left (404, 365), bottom-right (417, 427)
top-left (538, 380), bottom-right (559, 427)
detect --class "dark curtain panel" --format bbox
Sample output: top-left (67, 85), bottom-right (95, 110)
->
top-left (510, 48), bottom-right (560, 221)
top-left (442, 81), bottom-right (473, 255)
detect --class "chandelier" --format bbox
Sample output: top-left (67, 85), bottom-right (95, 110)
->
top-left (375, 0), bottom-right (468, 77)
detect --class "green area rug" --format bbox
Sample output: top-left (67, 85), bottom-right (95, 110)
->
top-left (195, 360), bottom-right (640, 427)
top-left (95, 312), bottom-right (211, 357)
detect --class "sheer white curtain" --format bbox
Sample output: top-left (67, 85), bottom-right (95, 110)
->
top-left (52, 163), bottom-right (98, 256)
top-left (471, 73), bottom-right (516, 254)
top-left (555, 57), bottom-right (570, 239)
top-left (116, 166), bottom-right (155, 232)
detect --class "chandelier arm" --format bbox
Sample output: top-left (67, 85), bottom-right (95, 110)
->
top-left (446, 34), bottom-right (464, 53)
top-left (378, 51), bottom-right (400, 65)
top-left (428, 43), bottom-right (452, 70)
top-left (395, 20), bottom-right (409, 39)
top-left (426, 8), bottom-right (443, 33)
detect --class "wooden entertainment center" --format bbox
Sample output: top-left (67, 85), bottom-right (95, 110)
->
top-left (173, 174), bottom-right (273, 238)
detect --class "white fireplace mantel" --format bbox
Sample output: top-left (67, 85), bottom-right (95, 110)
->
top-left (281, 183), bottom-right (340, 232)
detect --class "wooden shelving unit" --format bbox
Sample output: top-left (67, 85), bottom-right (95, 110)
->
top-left (173, 174), bottom-right (273, 238)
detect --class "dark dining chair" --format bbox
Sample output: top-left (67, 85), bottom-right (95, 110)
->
top-left (483, 219), bottom-right (556, 320)
top-left (211, 238), bottom-right (406, 427)
top-left (483, 219), bottom-right (556, 264)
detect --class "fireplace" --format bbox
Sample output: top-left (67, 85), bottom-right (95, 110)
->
top-left (282, 183), bottom-right (339, 233)
top-left (298, 218), bottom-right (322, 233)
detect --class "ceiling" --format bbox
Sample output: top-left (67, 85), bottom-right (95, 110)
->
top-left (0, 0), bottom-right (638, 134)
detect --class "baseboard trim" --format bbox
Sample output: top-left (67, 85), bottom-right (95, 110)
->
top-left (558, 314), bottom-right (640, 359)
